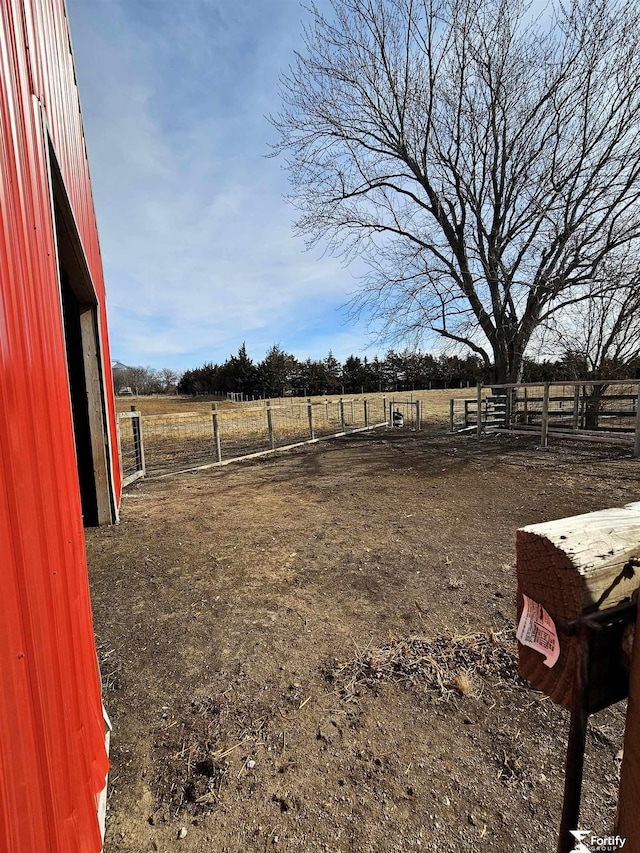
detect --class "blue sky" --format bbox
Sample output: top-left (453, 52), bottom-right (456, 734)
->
top-left (66, 0), bottom-right (374, 372)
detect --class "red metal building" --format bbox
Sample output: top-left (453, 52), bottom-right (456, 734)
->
top-left (0, 1), bottom-right (121, 850)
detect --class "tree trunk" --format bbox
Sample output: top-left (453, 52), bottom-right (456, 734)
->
top-left (584, 384), bottom-right (606, 429)
top-left (488, 345), bottom-right (524, 386)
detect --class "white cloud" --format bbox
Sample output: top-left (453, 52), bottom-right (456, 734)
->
top-left (67, 0), bottom-right (369, 369)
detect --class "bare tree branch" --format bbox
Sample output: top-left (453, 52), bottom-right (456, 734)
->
top-left (272, 0), bottom-right (640, 381)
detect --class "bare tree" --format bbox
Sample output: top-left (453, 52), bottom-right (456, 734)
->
top-left (548, 281), bottom-right (640, 380)
top-left (159, 368), bottom-right (180, 394)
top-left (272, 0), bottom-right (640, 382)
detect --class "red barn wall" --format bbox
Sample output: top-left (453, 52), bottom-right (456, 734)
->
top-left (0, 1), bottom-right (119, 850)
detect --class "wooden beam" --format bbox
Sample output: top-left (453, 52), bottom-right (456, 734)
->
top-left (541, 382), bottom-right (550, 447)
top-left (634, 384), bottom-right (640, 459)
top-left (80, 307), bottom-right (113, 525)
top-left (516, 502), bottom-right (640, 710)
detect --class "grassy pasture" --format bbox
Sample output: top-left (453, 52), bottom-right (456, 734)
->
top-left (114, 387), bottom-right (476, 422)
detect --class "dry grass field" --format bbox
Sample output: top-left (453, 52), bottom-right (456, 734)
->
top-left (114, 388), bottom-right (477, 421)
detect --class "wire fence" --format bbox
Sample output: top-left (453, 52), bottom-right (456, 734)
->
top-left (118, 397), bottom-right (389, 479)
top-left (117, 410), bottom-right (145, 486)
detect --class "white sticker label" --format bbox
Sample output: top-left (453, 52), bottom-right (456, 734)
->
top-left (516, 594), bottom-right (560, 668)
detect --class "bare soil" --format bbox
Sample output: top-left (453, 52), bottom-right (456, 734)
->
top-left (86, 426), bottom-right (638, 853)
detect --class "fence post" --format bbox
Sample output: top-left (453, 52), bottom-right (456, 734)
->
top-left (131, 405), bottom-right (146, 476)
top-left (618, 597), bottom-right (640, 848)
top-left (541, 382), bottom-right (550, 447)
top-left (523, 387), bottom-right (529, 424)
top-left (382, 395), bottom-right (387, 425)
top-left (364, 398), bottom-right (369, 427)
top-left (476, 384), bottom-right (482, 438)
top-left (212, 403), bottom-right (222, 463)
top-left (339, 397), bottom-right (346, 431)
top-left (634, 384), bottom-right (640, 459)
top-left (450, 398), bottom-right (455, 431)
top-left (307, 398), bottom-right (314, 440)
top-left (266, 402), bottom-right (275, 449)
top-left (325, 400), bottom-right (329, 421)
top-left (351, 398), bottom-right (355, 424)
top-left (415, 400), bottom-right (421, 430)
top-left (572, 386), bottom-right (580, 431)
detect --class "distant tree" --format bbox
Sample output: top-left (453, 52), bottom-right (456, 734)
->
top-left (177, 362), bottom-right (220, 395)
top-left (159, 368), bottom-right (180, 394)
top-left (258, 345), bottom-right (299, 397)
top-left (219, 343), bottom-right (259, 397)
top-left (295, 358), bottom-right (330, 395)
top-left (273, 0), bottom-right (640, 383)
top-left (366, 356), bottom-right (386, 392)
top-left (341, 355), bottom-right (369, 393)
top-left (384, 350), bottom-right (405, 391)
top-left (119, 366), bottom-right (162, 395)
top-left (553, 273), bottom-right (640, 424)
top-left (323, 351), bottom-right (343, 393)
top-left (547, 276), bottom-right (640, 382)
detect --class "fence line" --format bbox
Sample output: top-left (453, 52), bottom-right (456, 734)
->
top-left (117, 397), bottom-right (390, 480)
top-left (450, 381), bottom-right (640, 456)
top-left (388, 398), bottom-right (423, 430)
top-left (117, 408), bottom-right (145, 486)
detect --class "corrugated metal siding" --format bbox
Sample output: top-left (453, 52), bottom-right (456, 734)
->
top-left (0, 1), bottom-right (117, 850)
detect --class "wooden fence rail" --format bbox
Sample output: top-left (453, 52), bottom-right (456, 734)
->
top-left (450, 381), bottom-right (640, 456)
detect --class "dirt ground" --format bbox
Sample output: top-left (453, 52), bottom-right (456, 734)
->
top-left (86, 425), bottom-right (639, 853)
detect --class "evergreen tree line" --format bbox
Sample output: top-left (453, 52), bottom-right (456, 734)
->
top-left (177, 344), bottom-right (480, 397)
top-left (176, 344), bottom-right (640, 399)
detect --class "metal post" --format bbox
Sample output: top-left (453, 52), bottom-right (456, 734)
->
top-left (523, 387), bottom-right (529, 425)
top-left (634, 384), bottom-right (640, 459)
top-left (541, 382), bottom-right (550, 447)
top-left (415, 400), bottom-right (420, 430)
top-left (307, 399), bottom-right (314, 440)
top-left (573, 386), bottom-right (580, 431)
top-left (339, 397), bottom-right (345, 431)
top-left (212, 403), bottom-right (222, 463)
top-left (450, 398), bottom-right (455, 431)
top-left (382, 395), bottom-right (387, 425)
top-left (557, 626), bottom-right (591, 853)
top-left (351, 398), bottom-right (355, 424)
top-left (364, 398), bottom-right (369, 427)
top-left (130, 405), bottom-right (145, 475)
top-left (266, 402), bottom-right (275, 449)
top-left (476, 384), bottom-right (483, 438)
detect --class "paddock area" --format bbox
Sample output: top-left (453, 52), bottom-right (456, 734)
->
top-left (87, 428), bottom-right (638, 853)
top-left (451, 381), bottom-right (640, 455)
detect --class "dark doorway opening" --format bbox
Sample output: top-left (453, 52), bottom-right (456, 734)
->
top-left (49, 138), bottom-right (115, 526)
top-left (59, 274), bottom-right (100, 524)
